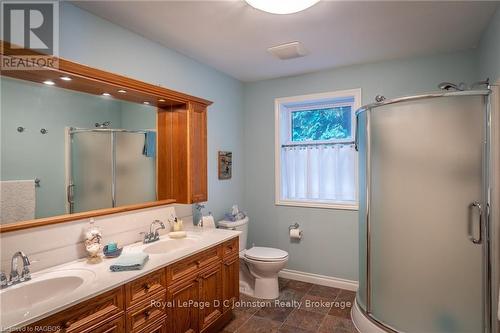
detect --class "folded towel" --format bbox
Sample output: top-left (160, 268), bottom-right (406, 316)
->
top-left (143, 131), bottom-right (156, 158)
top-left (0, 180), bottom-right (35, 224)
top-left (110, 252), bottom-right (149, 272)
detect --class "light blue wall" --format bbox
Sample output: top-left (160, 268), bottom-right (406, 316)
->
top-left (59, 3), bottom-right (245, 221)
top-left (242, 50), bottom-right (479, 280)
top-left (479, 7), bottom-right (500, 82)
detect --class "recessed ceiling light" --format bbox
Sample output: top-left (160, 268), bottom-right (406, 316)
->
top-left (143, 101), bottom-right (150, 105)
top-left (102, 92), bottom-right (111, 96)
top-left (117, 89), bottom-right (127, 94)
top-left (158, 99), bottom-right (166, 102)
top-left (245, 0), bottom-right (320, 14)
top-left (60, 76), bottom-right (72, 81)
top-left (43, 80), bottom-right (55, 85)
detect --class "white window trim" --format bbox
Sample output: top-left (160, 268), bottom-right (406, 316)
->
top-left (274, 88), bottom-right (362, 210)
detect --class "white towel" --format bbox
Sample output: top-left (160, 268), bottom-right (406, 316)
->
top-left (202, 215), bottom-right (215, 228)
top-left (0, 180), bottom-right (35, 224)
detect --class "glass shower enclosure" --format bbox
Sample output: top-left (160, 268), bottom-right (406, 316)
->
top-left (67, 128), bottom-right (156, 213)
top-left (354, 90), bottom-right (493, 332)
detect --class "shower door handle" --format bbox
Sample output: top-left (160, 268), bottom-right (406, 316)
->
top-left (67, 184), bottom-right (75, 213)
top-left (468, 201), bottom-right (482, 244)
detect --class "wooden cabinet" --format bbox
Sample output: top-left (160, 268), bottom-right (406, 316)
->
top-left (25, 287), bottom-right (125, 332)
top-left (188, 102), bottom-right (208, 203)
top-left (198, 265), bottom-right (223, 332)
top-left (157, 102), bottom-right (208, 204)
top-left (22, 238), bottom-right (238, 333)
top-left (168, 278), bottom-right (200, 333)
top-left (222, 255), bottom-right (239, 312)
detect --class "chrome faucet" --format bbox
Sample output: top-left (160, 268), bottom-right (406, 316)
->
top-left (141, 220), bottom-right (165, 244)
top-left (1, 251), bottom-right (31, 289)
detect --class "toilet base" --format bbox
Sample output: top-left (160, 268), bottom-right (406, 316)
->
top-left (254, 277), bottom-right (279, 299)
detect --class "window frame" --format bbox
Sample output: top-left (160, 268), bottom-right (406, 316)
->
top-left (274, 88), bottom-right (361, 210)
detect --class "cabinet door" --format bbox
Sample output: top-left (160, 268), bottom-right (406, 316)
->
top-left (189, 102), bottom-right (207, 203)
top-left (198, 265), bottom-right (223, 332)
top-left (222, 255), bottom-right (239, 312)
top-left (168, 279), bottom-right (199, 333)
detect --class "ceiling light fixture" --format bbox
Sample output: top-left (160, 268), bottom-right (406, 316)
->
top-left (158, 99), bottom-right (166, 102)
top-left (143, 101), bottom-right (150, 105)
top-left (117, 89), bottom-right (127, 93)
top-left (245, 0), bottom-right (320, 14)
top-left (102, 92), bottom-right (111, 96)
top-left (43, 80), bottom-right (55, 85)
top-left (60, 76), bottom-right (72, 81)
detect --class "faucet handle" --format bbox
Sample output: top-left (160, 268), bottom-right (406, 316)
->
top-left (21, 266), bottom-right (31, 281)
top-left (0, 272), bottom-right (7, 288)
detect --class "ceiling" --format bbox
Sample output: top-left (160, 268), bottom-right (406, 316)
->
top-left (73, 1), bottom-right (499, 82)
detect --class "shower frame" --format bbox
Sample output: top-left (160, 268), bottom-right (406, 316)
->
top-left (354, 88), bottom-right (493, 333)
top-left (66, 127), bottom-right (153, 214)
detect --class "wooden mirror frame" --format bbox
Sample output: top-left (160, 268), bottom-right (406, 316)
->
top-left (0, 44), bottom-right (212, 233)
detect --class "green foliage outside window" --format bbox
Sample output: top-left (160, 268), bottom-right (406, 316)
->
top-left (291, 106), bottom-right (352, 142)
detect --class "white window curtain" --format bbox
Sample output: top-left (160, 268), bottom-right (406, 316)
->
top-left (281, 144), bottom-right (356, 203)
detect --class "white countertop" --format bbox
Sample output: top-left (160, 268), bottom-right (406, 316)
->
top-left (0, 227), bottom-right (240, 331)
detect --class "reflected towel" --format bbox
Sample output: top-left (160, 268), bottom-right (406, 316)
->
top-left (143, 131), bottom-right (156, 158)
top-left (0, 180), bottom-right (35, 224)
top-left (110, 252), bottom-right (149, 272)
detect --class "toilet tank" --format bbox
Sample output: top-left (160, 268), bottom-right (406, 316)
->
top-left (218, 216), bottom-right (248, 252)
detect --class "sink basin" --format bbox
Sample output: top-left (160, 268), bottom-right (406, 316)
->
top-left (0, 269), bottom-right (95, 317)
top-left (144, 237), bottom-right (199, 255)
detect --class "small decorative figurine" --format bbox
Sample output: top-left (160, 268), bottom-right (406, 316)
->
top-left (84, 218), bottom-right (103, 263)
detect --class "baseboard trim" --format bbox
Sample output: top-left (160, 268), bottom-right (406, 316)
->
top-left (278, 269), bottom-right (359, 291)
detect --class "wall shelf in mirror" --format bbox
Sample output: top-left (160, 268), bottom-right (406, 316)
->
top-left (0, 41), bottom-right (212, 233)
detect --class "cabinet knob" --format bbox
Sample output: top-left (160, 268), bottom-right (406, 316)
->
top-left (195, 260), bottom-right (201, 267)
top-left (143, 283), bottom-right (151, 291)
top-left (62, 320), bottom-right (71, 329)
top-left (144, 309), bottom-right (152, 318)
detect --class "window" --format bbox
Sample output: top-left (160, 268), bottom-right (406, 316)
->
top-left (275, 89), bottom-right (360, 210)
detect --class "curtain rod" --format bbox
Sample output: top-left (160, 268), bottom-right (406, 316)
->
top-left (281, 141), bottom-right (355, 148)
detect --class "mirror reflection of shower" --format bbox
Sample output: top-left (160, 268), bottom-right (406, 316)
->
top-left (66, 126), bottom-right (157, 214)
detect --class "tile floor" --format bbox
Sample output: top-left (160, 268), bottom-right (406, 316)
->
top-left (219, 278), bottom-right (358, 333)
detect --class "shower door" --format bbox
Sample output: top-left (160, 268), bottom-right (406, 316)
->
top-left (357, 94), bottom-right (489, 332)
top-left (70, 130), bottom-right (156, 213)
top-left (70, 131), bottom-right (113, 213)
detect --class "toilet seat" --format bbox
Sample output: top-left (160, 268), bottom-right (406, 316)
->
top-left (244, 247), bottom-right (288, 262)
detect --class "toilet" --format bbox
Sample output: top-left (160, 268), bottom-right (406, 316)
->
top-left (218, 217), bottom-right (288, 299)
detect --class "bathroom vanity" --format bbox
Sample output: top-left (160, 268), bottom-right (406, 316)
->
top-left (2, 231), bottom-right (240, 333)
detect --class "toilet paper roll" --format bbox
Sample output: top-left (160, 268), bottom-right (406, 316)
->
top-left (290, 228), bottom-right (302, 240)
top-left (202, 215), bottom-right (215, 228)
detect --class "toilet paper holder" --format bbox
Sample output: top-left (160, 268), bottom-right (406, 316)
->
top-left (289, 222), bottom-right (300, 231)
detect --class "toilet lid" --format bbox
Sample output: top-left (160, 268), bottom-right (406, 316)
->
top-left (244, 247), bottom-right (288, 261)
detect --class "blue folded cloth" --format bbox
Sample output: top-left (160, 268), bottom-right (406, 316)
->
top-left (143, 131), bottom-right (156, 158)
top-left (110, 252), bottom-right (149, 272)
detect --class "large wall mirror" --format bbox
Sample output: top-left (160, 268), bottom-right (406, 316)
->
top-left (0, 50), bottom-right (211, 232)
top-left (1, 76), bottom-right (157, 224)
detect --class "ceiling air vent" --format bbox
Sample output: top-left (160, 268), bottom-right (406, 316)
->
top-left (267, 41), bottom-right (308, 60)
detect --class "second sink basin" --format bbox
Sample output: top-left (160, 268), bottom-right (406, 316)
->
top-left (144, 237), bottom-right (199, 255)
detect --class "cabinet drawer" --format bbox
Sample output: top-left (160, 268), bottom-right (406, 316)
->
top-left (125, 269), bottom-right (166, 307)
top-left (222, 237), bottom-right (239, 259)
top-left (167, 246), bottom-right (222, 284)
top-left (81, 315), bottom-right (125, 333)
top-left (26, 287), bottom-right (124, 332)
top-left (136, 317), bottom-right (168, 333)
top-left (126, 291), bottom-right (166, 333)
